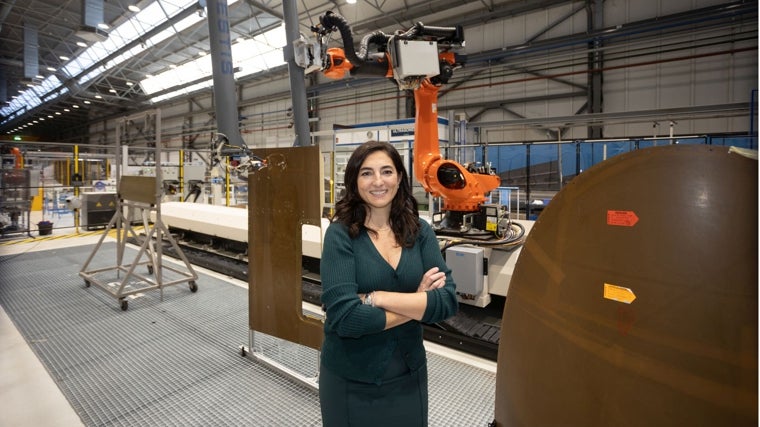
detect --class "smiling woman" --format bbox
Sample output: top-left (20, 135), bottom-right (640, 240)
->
top-left (357, 150), bottom-right (401, 215)
top-left (318, 140), bottom-right (459, 427)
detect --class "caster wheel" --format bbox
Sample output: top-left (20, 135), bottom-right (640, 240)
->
top-left (120, 300), bottom-right (128, 311)
top-left (147, 265), bottom-right (154, 275)
top-left (189, 281), bottom-right (198, 293)
top-left (84, 280), bottom-right (90, 288)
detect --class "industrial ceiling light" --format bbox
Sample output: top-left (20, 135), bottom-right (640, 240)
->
top-left (128, 5), bottom-right (140, 12)
top-left (346, 0), bottom-right (356, 3)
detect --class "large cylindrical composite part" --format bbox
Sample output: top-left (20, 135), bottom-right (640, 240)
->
top-left (495, 145), bottom-right (757, 426)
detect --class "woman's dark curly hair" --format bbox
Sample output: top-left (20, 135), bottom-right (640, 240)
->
top-left (332, 140), bottom-right (420, 247)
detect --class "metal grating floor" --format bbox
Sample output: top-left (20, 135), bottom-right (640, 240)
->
top-left (0, 242), bottom-right (495, 426)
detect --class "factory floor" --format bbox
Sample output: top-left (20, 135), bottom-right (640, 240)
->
top-left (0, 210), bottom-right (497, 426)
top-left (0, 228), bottom-right (93, 427)
top-left (1, 290), bottom-right (87, 426)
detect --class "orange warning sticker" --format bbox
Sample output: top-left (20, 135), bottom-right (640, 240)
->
top-left (607, 210), bottom-right (639, 227)
top-left (604, 283), bottom-right (636, 304)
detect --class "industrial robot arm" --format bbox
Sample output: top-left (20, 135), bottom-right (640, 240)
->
top-left (0, 145), bottom-right (23, 169)
top-left (310, 12), bottom-right (501, 231)
top-left (210, 133), bottom-right (266, 178)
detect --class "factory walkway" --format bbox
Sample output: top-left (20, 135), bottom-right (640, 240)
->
top-left (0, 229), bottom-right (497, 426)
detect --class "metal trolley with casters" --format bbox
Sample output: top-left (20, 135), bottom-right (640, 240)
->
top-left (79, 175), bottom-right (199, 310)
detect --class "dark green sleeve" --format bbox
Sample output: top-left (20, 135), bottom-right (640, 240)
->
top-left (320, 222), bottom-right (387, 337)
top-left (417, 220), bottom-right (459, 323)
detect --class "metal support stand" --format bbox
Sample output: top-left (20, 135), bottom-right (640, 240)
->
top-left (79, 109), bottom-right (198, 310)
top-left (241, 330), bottom-right (320, 391)
top-left (79, 176), bottom-right (199, 310)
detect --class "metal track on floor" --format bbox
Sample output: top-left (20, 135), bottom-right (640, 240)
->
top-left (0, 227), bottom-right (135, 246)
top-left (0, 241), bottom-right (496, 426)
top-left (162, 235), bottom-right (503, 361)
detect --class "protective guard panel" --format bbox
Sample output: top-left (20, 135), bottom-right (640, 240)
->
top-left (119, 175), bottom-right (157, 205)
top-left (494, 145), bottom-right (757, 426)
top-left (248, 146), bottom-right (323, 351)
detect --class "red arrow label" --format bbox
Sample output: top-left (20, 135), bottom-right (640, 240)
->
top-left (607, 210), bottom-right (639, 227)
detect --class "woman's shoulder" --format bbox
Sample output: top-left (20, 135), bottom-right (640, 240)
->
top-left (416, 216), bottom-right (433, 231)
top-left (325, 220), bottom-right (355, 240)
top-left (326, 220), bottom-right (348, 233)
top-left (413, 216), bottom-right (436, 241)
top-left (417, 215), bottom-right (431, 225)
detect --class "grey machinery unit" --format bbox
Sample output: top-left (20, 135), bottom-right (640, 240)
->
top-left (446, 246), bottom-right (485, 298)
top-left (81, 192), bottom-right (117, 230)
top-left (0, 168), bottom-right (32, 237)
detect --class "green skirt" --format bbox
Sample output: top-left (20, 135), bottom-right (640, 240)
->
top-left (319, 352), bottom-right (428, 427)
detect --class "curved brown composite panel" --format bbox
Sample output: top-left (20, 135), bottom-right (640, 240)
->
top-left (248, 146), bottom-right (323, 351)
top-left (494, 145), bottom-right (757, 426)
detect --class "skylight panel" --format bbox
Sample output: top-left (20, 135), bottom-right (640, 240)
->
top-left (142, 55), bottom-right (212, 95)
top-left (87, 43), bottom-right (110, 62)
top-left (142, 23), bottom-right (286, 101)
top-left (112, 19), bottom-right (141, 41)
top-left (1, 0), bottom-right (245, 125)
top-left (37, 76), bottom-right (61, 95)
top-left (150, 80), bottom-right (214, 104)
top-left (234, 26), bottom-right (287, 77)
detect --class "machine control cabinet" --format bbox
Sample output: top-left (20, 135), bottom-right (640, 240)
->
top-left (81, 192), bottom-right (117, 230)
top-left (446, 246), bottom-right (485, 296)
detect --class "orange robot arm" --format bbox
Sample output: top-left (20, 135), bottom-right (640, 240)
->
top-left (412, 79), bottom-right (500, 212)
top-left (316, 12), bottom-right (499, 214)
top-left (12, 147), bottom-right (23, 168)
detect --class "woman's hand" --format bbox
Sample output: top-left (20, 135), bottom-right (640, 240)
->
top-left (364, 267), bottom-right (447, 325)
top-left (417, 267), bottom-right (446, 292)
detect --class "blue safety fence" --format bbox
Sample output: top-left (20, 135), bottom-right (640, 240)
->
top-left (479, 134), bottom-right (757, 218)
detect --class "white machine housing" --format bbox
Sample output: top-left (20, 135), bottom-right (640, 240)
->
top-left (156, 201), bottom-right (531, 308)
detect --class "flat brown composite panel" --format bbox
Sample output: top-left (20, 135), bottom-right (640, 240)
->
top-left (494, 145), bottom-right (757, 426)
top-left (248, 146), bottom-right (323, 351)
top-left (119, 175), bottom-right (157, 205)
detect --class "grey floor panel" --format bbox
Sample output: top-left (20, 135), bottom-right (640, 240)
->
top-left (428, 353), bottom-right (496, 426)
top-left (0, 242), bottom-right (496, 426)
